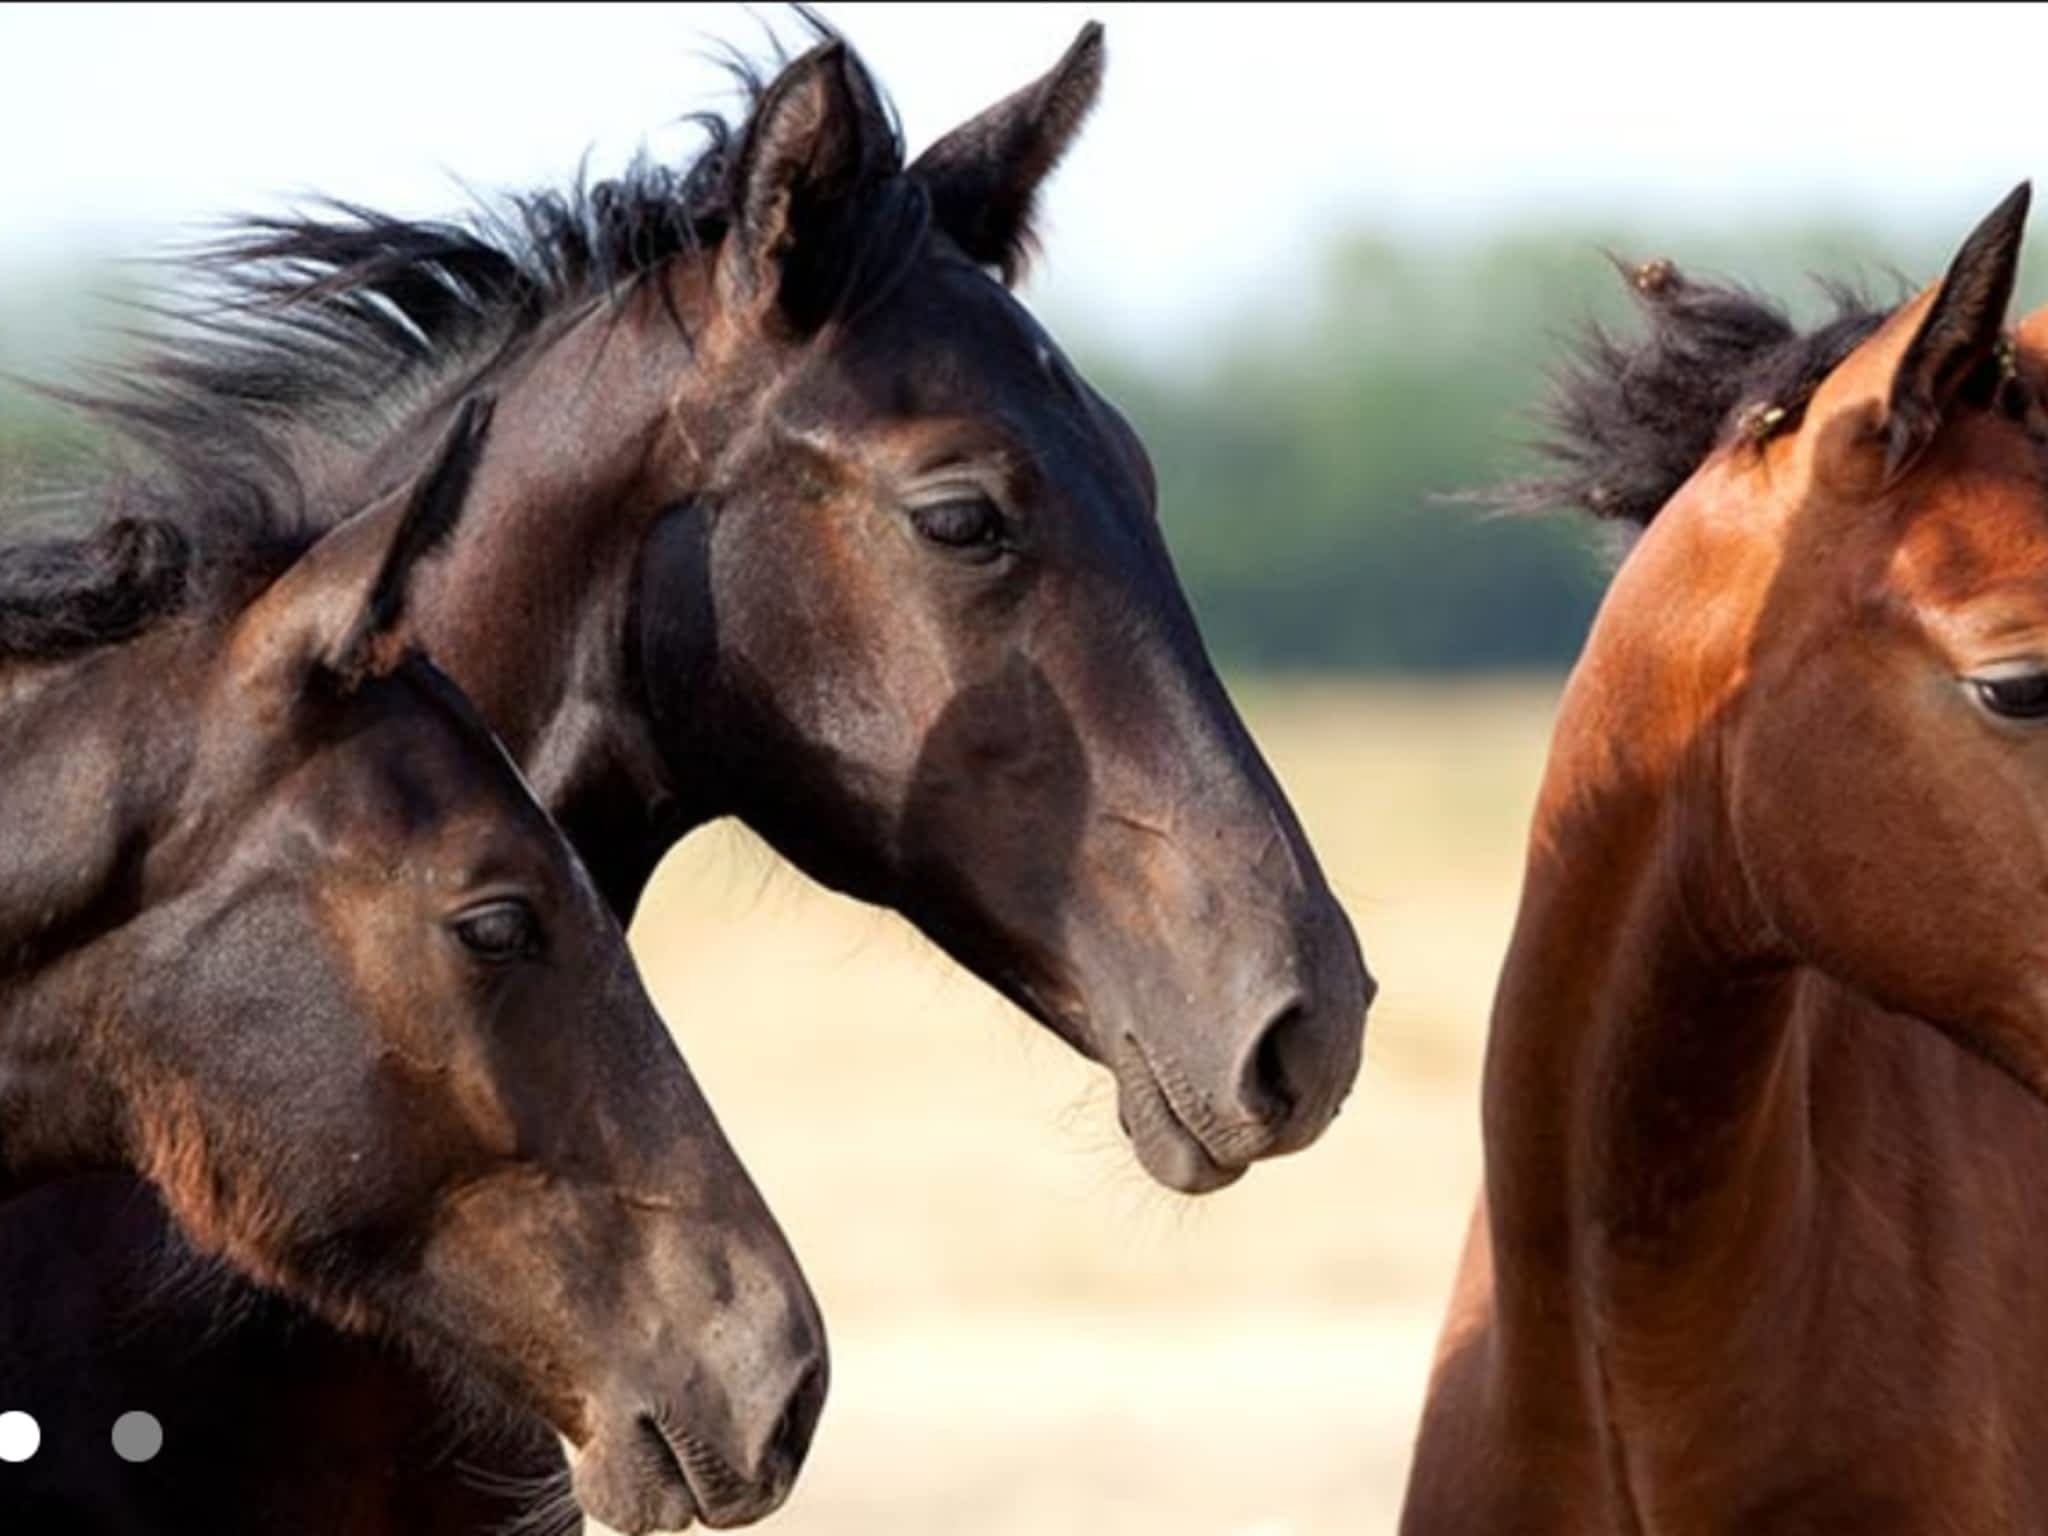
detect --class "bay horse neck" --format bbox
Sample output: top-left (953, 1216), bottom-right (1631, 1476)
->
top-left (1482, 475), bottom-right (1820, 1301)
top-left (367, 276), bottom-right (717, 912)
top-left (0, 626), bottom-right (206, 1186)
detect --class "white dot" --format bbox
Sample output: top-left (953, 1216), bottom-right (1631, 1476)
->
top-left (0, 1411), bottom-right (39, 1463)
top-left (112, 1411), bottom-right (163, 1463)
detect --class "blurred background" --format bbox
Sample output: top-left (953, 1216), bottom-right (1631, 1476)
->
top-left (4, 3), bottom-right (2044, 1531)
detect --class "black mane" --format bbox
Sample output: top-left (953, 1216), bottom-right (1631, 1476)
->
top-left (1493, 260), bottom-right (1892, 526)
top-left (0, 518), bottom-right (191, 660)
top-left (0, 12), bottom-right (915, 661)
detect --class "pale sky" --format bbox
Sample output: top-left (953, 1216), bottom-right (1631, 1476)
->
top-left (3, 2), bottom-right (2042, 363)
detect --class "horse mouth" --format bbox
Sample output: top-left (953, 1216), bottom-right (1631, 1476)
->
top-left (1112, 1036), bottom-right (1248, 1195)
top-left (643, 1416), bottom-right (712, 1528)
top-left (571, 1413), bottom-right (712, 1534)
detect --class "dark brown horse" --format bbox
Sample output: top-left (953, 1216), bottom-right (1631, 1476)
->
top-left (181, 17), bottom-right (1369, 1188)
top-left (0, 401), bottom-right (825, 1535)
top-left (1399, 185), bottom-right (2048, 1532)
top-left (2, 16), bottom-right (1367, 1533)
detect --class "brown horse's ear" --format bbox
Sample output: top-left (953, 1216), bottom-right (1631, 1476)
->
top-left (1810, 183), bottom-right (2029, 485)
top-left (324, 394), bottom-right (494, 688)
top-left (228, 394), bottom-right (495, 715)
top-left (908, 22), bottom-right (1104, 286)
top-left (717, 39), bottom-right (903, 331)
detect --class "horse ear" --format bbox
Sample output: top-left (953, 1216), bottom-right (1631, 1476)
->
top-left (1810, 183), bottom-right (2029, 484)
top-left (908, 22), bottom-right (1104, 286)
top-left (226, 396), bottom-right (493, 717)
top-left (718, 39), bottom-right (902, 330)
top-left (323, 394), bottom-right (494, 688)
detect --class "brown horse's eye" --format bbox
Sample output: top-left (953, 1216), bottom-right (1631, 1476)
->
top-left (452, 899), bottom-right (541, 961)
top-left (1972, 671), bottom-right (2048, 721)
top-left (908, 496), bottom-right (1007, 559)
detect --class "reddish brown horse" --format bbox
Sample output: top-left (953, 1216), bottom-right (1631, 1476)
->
top-left (1400, 185), bottom-right (2048, 1531)
top-left (0, 402), bottom-right (824, 1535)
top-left (3, 17), bottom-right (1367, 1533)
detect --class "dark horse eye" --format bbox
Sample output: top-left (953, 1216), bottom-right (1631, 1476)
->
top-left (1972, 671), bottom-right (2048, 720)
top-left (451, 899), bottom-right (541, 961)
top-left (908, 496), bottom-right (1006, 557)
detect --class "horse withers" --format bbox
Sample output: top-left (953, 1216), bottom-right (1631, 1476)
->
top-left (1403, 185), bottom-right (2048, 1532)
top-left (0, 403), bottom-right (824, 1536)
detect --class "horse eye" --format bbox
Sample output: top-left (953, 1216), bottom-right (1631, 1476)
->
top-left (908, 496), bottom-right (1006, 557)
top-left (1971, 671), bottom-right (2048, 721)
top-left (452, 899), bottom-right (541, 961)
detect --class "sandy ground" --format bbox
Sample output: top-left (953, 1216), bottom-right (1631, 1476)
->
top-left (588, 678), bottom-right (1563, 1536)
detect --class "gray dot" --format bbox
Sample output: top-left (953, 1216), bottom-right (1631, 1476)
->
top-left (112, 1411), bottom-right (162, 1463)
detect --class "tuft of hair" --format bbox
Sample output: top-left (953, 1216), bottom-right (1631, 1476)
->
top-left (1489, 258), bottom-right (1891, 525)
top-left (0, 515), bottom-right (191, 661)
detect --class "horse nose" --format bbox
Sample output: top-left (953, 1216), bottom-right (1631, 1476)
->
top-left (1236, 997), bottom-right (1310, 1125)
top-left (720, 1304), bottom-right (827, 1521)
top-left (1231, 960), bottom-right (1375, 1155)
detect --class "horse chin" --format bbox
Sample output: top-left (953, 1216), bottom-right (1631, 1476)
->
top-left (1111, 1046), bottom-right (1248, 1196)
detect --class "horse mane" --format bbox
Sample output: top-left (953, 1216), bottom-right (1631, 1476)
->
top-left (1491, 259), bottom-right (1893, 526)
top-left (0, 9), bottom-right (916, 662)
top-left (0, 517), bottom-right (193, 660)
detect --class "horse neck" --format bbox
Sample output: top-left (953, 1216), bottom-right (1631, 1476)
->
top-left (0, 959), bottom-right (130, 1195)
top-left (0, 634), bottom-right (197, 956)
top-left (0, 637), bottom-right (197, 1189)
top-left (1482, 503), bottom-right (1818, 1337)
top-left (393, 282), bottom-right (727, 914)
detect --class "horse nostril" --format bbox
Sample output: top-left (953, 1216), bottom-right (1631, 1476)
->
top-left (766, 1358), bottom-right (827, 1478)
top-left (1240, 1000), bottom-right (1307, 1128)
